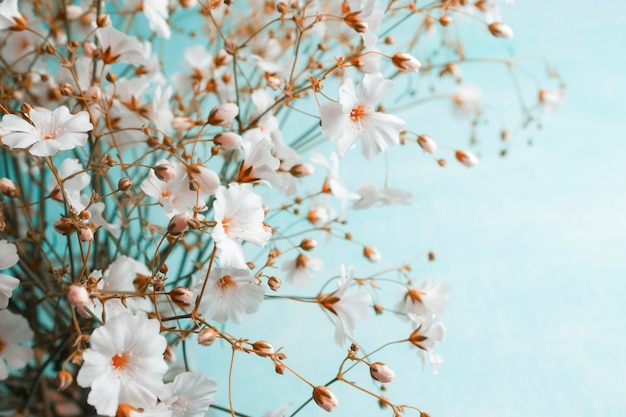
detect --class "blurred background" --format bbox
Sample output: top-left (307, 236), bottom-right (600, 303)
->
top-left (197, 1), bottom-right (626, 416)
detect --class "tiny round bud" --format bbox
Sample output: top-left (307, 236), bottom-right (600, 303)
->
top-left (268, 276), bottom-right (281, 291)
top-left (289, 163), bottom-right (315, 178)
top-left (154, 164), bottom-right (177, 181)
top-left (207, 102), bottom-right (239, 126)
top-left (276, 2), bottom-right (288, 13)
top-left (170, 286), bottom-right (194, 305)
top-left (65, 5), bottom-right (83, 20)
top-left (105, 71), bottom-right (116, 83)
top-left (428, 251), bottom-right (436, 261)
top-left (84, 85), bottom-right (102, 101)
top-left (275, 362), bottom-right (285, 374)
top-left (300, 238), bottom-right (317, 251)
top-left (488, 22), bottom-right (514, 39)
top-left (168, 213), bottom-right (192, 235)
top-left (83, 41), bottom-right (97, 58)
top-left (391, 53), bottom-right (421, 72)
top-left (439, 15), bottom-right (452, 26)
top-left (0, 178), bottom-right (19, 197)
top-left (417, 135), bottom-right (437, 155)
top-left (252, 340), bottom-right (275, 356)
top-left (179, 0), bottom-right (197, 8)
top-left (363, 246), bottom-right (381, 262)
top-left (455, 149), bottom-right (479, 167)
top-left (373, 303), bottom-right (384, 315)
top-left (56, 369), bottom-right (73, 391)
top-left (312, 386), bottom-right (338, 412)
top-left (370, 362), bottom-right (396, 383)
top-left (59, 82), bottom-right (74, 96)
top-left (437, 158), bottom-right (446, 167)
top-left (197, 327), bottom-right (218, 346)
top-left (54, 218), bottom-right (75, 235)
top-left (118, 177), bottom-right (133, 191)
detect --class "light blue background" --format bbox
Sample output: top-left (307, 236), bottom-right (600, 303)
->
top-left (197, 1), bottom-right (626, 416)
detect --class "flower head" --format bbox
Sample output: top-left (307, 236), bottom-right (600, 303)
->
top-left (320, 73), bottom-right (405, 160)
top-left (0, 310), bottom-right (34, 380)
top-left (0, 106), bottom-right (93, 156)
top-left (0, 240), bottom-right (20, 308)
top-left (159, 371), bottom-right (217, 417)
top-left (76, 313), bottom-right (168, 416)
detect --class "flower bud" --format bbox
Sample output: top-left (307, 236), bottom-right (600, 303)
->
top-left (164, 345), bottom-right (176, 362)
top-left (312, 386), bottom-right (338, 412)
top-left (207, 102), bottom-right (239, 126)
top-left (65, 4), bottom-right (83, 20)
top-left (439, 15), bottom-right (452, 26)
top-left (266, 74), bottom-right (281, 90)
top-left (369, 362), bottom-right (396, 383)
top-left (85, 85), bottom-right (102, 101)
top-left (54, 218), bottom-right (75, 235)
top-left (391, 53), bottom-right (421, 72)
top-left (488, 22), bottom-right (514, 39)
top-left (118, 177), bottom-right (133, 191)
top-left (79, 228), bottom-right (94, 242)
top-left (172, 116), bottom-right (195, 132)
top-left (300, 238), bottom-right (317, 251)
top-left (252, 340), bottom-right (274, 356)
top-left (56, 369), bottom-right (73, 391)
top-left (268, 276), bottom-right (281, 291)
top-left (170, 286), bottom-right (194, 305)
top-left (67, 284), bottom-right (94, 318)
top-left (345, 13), bottom-right (368, 33)
top-left (213, 131), bottom-right (243, 149)
top-left (289, 163), bottom-right (315, 177)
top-left (154, 164), bottom-right (176, 181)
top-left (363, 246), bottom-right (381, 262)
top-left (455, 149), bottom-right (479, 167)
top-left (83, 41), bottom-right (97, 58)
top-left (96, 13), bottom-right (110, 28)
top-left (59, 83), bottom-right (74, 96)
top-left (197, 327), bottom-right (218, 346)
top-left (179, 0), bottom-right (197, 8)
top-left (168, 213), bottom-right (192, 235)
top-left (0, 178), bottom-right (19, 197)
top-left (417, 135), bottom-right (437, 155)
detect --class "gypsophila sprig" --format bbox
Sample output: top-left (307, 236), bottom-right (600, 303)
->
top-left (0, 0), bottom-right (561, 415)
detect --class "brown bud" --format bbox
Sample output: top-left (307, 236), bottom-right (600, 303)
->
top-left (59, 83), bottom-right (74, 96)
top-left (197, 327), bottom-right (218, 346)
top-left (154, 164), bottom-right (176, 181)
top-left (289, 163), bottom-right (314, 178)
top-left (300, 238), bottom-right (317, 251)
top-left (488, 22), bottom-right (514, 39)
top-left (268, 276), bottom-right (281, 291)
top-left (312, 386), bottom-right (338, 412)
top-left (96, 14), bottom-right (110, 28)
top-left (56, 369), bottom-right (73, 391)
top-left (105, 71), bottom-right (116, 83)
top-left (439, 15), bottom-right (452, 26)
top-left (0, 178), bottom-right (19, 197)
top-left (252, 340), bottom-right (274, 356)
top-left (428, 251), bottom-right (436, 261)
top-left (170, 286), bottom-right (193, 305)
top-left (118, 178), bottom-right (133, 191)
top-left (276, 2), bottom-right (288, 13)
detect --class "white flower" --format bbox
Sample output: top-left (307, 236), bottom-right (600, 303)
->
top-left (238, 128), bottom-right (283, 188)
top-left (310, 152), bottom-right (360, 215)
top-left (94, 256), bottom-right (152, 318)
top-left (76, 313), bottom-right (168, 416)
top-left (319, 266), bottom-right (371, 347)
top-left (211, 183), bottom-right (272, 268)
top-left (192, 266), bottom-right (265, 324)
top-left (159, 371), bottom-right (217, 417)
top-left (0, 106), bottom-right (93, 156)
top-left (0, 0), bottom-right (24, 31)
top-left (319, 73), bottom-right (405, 160)
top-left (262, 403), bottom-right (291, 417)
top-left (353, 182), bottom-right (413, 209)
top-left (0, 309), bottom-right (34, 380)
top-left (142, 0), bottom-right (171, 39)
top-left (0, 240), bottom-right (19, 309)
top-left (345, 0), bottom-right (383, 49)
top-left (408, 313), bottom-right (445, 373)
top-left (96, 25), bottom-right (146, 66)
top-left (397, 280), bottom-right (449, 320)
top-left (282, 254), bottom-right (323, 287)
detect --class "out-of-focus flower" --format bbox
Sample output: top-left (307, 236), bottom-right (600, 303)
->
top-left (96, 25), bottom-right (146, 66)
top-left (76, 313), bottom-right (168, 416)
top-left (417, 134), bottom-right (437, 155)
top-left (261, 403), bottom-right (291, 417)
top-left (391, 52), bottom-right (421, 72)
top-left (397, 280), bottom-right (450, 320)
top-left (344, 0), bottom-right (383, 49)
top-left (208, 102), bottom-right (238, 127)
top-left (282, 253), bottom-right (323, 287)
top-left (353, 182), bottom-right (413, 209)
top-left (0, 240), bottom-right (19, 309)
top-left (159, 372), bottom-right (217, 417)
top-left (318, 266), bottom-right (371, 347)
top-left (408, 313), bottom-right (446, 373)
top-left (192, 266), bottom-right (265, 324)
top-left (0, 106), bottom-right (93, 157)
top-left (0, 0), bottom-right (26, 31)
top-left (211, 183), bottom-right (272, 268)
top-left (320, 73), bottom-right (405, 160)
top-left (67, 284), bottom-right (94, 319)
top-left (455, 149), bottom-right (479, 167)
top-left (0, 309), bottom-right (34, 380)
top-left (488, 22), bottom-right (514, 38)
top-left (312, 385), bottom-right (338, 412)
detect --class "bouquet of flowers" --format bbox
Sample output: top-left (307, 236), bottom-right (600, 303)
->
top-left (0, 0), bottom-right (562, 416)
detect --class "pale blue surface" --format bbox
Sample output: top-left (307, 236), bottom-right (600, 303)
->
top-left (197, 2), bottom-right (626, 416)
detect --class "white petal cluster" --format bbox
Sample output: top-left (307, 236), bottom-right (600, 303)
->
top-left (0, 106), bottom-right (93, 156)
top-left (76, 313), bottom-right (169, 416)
top-left (320, 73), bottom-right (405, 160)
top-left (0, 240), bottom-right (19, 308)
top-left (0, 309), bottom-right (33, 380)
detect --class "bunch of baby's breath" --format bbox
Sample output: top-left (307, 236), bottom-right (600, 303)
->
top-left (0, 0), bottom-right (562, 416)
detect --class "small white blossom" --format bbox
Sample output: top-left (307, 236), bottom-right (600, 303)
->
top-left (0, 240), bottom-right (20, 309)
top-left (0, 310), bottom-right (34, 380)
top-left (0, 106), bottom-right (93, 157)
top-left (320, 73), bottom-right (405, 160)
top-left (159, 372), bottom-right (217, 417)
top-left (76, 313), bottom-right (168, 416)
